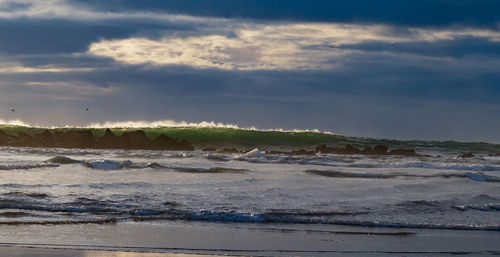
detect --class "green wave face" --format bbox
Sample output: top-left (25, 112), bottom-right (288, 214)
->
top-left (1, 125), bottom-right (499, 153)
top-left (139, 127), bottom-right (348, 150)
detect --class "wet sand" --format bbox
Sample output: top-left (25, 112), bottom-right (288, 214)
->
top-left (0, 221), bottom-right (499, 256)
top-left (0, 247), bottom-right (225, 257)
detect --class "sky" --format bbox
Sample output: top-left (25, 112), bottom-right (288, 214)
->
top-left (0, 0), bottom-right (499, 143)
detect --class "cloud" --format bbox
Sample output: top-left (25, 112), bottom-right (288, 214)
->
top-left (88, 34), bottom-right (347, 70)
top-left (0, 0), bottom-right (224, 24)
top-left (0, 19), bottom-right (137, 55)
top-left (335, 37), bottom-right (500, 58)
top-left (0, 64), bottom-right (94, 73)
top-left (87, 23), bottom-right (500, 70)
top-left (3, 0), bottom-right (498, 32)
top-left (68, 0), bottom-right (500, 28)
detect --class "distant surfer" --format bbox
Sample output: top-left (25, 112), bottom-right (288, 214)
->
top-left (85, 107), bottom-right (89, 111)
top-left (10, 109), bottom-right (14, 112)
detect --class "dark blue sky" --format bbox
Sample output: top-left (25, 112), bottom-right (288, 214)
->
top-left (0, 0), bottom-right (499, 142)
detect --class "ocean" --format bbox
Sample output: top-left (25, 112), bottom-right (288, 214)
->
top-left (0, 125), bottom-right (499, 255)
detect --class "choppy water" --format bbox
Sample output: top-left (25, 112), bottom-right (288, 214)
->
top-left (0, 143), bottom-right (499, 231)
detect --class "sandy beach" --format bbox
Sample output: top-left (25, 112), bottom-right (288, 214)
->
top-left (0, 221), bottom-right (499, 256)
top-left (0, 247), bottom-right (223, 257)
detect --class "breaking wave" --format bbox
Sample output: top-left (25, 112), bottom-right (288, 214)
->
top-left (0, 119), bottom-right (330, 134)
top-left (0, 119), bottom-right (33, 127)
top-left (305, 169), bottom-right (500, 182)
top-left (1, 120), bottom-right (500, 154)
top-left (3, 154), bottom-right (499, 176)
top-left (214, 152), bottom-right (500, 171)
top-left (0, 199), bottom-right (498, 231)
top-left (453, 204), bottom-right (500, 211)
top-left (44, 156), bottom-right (246, 173)
top-left (46, 156), bottom-right (82, 164)
top-left (0, 190), bottom-right (498, 231)
top-left (185, 211), bottom-right (500, 231)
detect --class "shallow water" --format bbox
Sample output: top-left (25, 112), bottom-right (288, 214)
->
top-left (0, 146), bottom-right (499, 231)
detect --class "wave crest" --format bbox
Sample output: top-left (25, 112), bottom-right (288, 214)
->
top-left (0, 119), bottom-right (33, 127)
top-left (1, 118), bottom-right (333, 134)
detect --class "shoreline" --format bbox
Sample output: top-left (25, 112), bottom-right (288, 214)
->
top-left (0, 221), bottom-right (498, 256)
top-left (0, 246), bottom-right (230, 257)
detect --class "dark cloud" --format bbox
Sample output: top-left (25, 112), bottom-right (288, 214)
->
top-left (7, 57), bottom-right (493, 104)
top-left (70, 0), bottom-right (500, 27)
top-left (0, 19), bottom-right (134, 54)
top-left (0, 2), bottom-right (29, 12)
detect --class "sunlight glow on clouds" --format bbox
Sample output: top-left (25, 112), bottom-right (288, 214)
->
top-left (0, 65), bottom-right (94, 73)
top-left (88, 33), bottom-right (350, 70)
top-left (88, 23), bottom-right (500, 71)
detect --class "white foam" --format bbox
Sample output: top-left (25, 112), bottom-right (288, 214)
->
top-left (239, 148), bottom-right (265, 159)
top-left (1, 118), bottom-right (335, 134)
top-left (454, 204), bottom-right (500, 211)
top-left (87, 120), bottom-right (241, 129)
top-left (0, 119), bottom-right (33, 127)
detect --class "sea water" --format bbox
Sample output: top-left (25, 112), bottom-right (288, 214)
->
top-left (0, 137), bottom-right (499, 231)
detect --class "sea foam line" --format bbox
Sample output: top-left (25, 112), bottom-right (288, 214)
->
top-left (0, 119), bottom-right (335, 135)
top-left (87, 120), bottom-right (334, 134)
top-left (0, 119), bottom-right (33, 127)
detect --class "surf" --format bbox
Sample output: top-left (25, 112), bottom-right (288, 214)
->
top-left (1, 123), bottom-right (499, 155)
